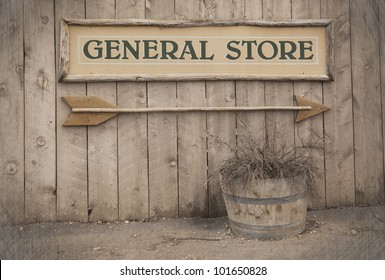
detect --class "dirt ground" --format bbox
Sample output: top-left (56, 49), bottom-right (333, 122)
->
top-left (1, 205), bottom-right (385, 260)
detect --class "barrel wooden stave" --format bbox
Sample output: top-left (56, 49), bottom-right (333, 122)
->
top-left (222, 178), bottom-right (307, 239)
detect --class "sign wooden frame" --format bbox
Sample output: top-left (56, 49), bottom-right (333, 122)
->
top-left (59, 19), bottom-right (334, 82)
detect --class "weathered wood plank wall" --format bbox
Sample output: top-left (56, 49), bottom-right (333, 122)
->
top-left (1, 0), bottom-right (385, 226)
top-left (24, 0), bottom-right (56, 222)
top-left (0, 0), bottom-right (24, 225)
top-left (116, 0), bottom-right (148, 220)
top-left (86, 0), bottom-right (119, 222)
top-left (321, 0), bottom-right (355, 207)
top-left (351, 0), bottom-right (384, 205)
top-left (293, 0), bottom-right (325, 209)
top-left (176, 0), bottom-right (209, 217)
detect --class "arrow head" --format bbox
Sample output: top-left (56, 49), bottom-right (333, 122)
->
top-left (62, 96), bottom-right (118, 126)
top-left (295, 95), bottom-right (330, 122)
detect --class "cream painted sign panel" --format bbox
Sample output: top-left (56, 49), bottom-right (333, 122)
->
top-left (59, 19), bottom-right (333, 82)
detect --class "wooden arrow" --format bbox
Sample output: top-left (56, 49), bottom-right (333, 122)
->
top-left (62, 95), bottom-right (330, 126)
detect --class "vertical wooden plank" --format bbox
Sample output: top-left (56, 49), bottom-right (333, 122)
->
top-left (350, 0), bottom-right (383, 205)
top-left (244, 0), bottom-right (263, 20)
top-left (147, 81), bottom-right (178, 217)
top-left (207, 82), bottom-right (236, 217)
top-left (175, 0), bottom-right (208, 217)
top-left (116, 0), bottom-right (148, 220)
top-left (145, 0), bottom-right (174, 19)
top-left (200, 0), bottom-right (244, 19)
top-left (205, 0), bottom-right (243, 217)
top-left (292, 0), bottom-right (320, 18)
top-left (175, 0), bottom-right (200, 20)
top-left (381, 0), bottom-right (385, 203)
top-left (263, 0), bottom-right (294, 164)
top-left (292, 0), bottom-right (325, 209)
top-left (116, 0), bottom-right (145, 18)
top-left (321, 0), bottom-right (355, 207)
top-left (0, 0), bottom-right (24, 225)
top-left (56, 0), bottom-right (88, 222)
top-left (176, 82), bottom-right (207, 217)
top-left (86, 0), bottom-right (118, 221)
top-left (237, 0), bottom-right (264, 143)
top-left (263, 0), bottom-right (291, 20)
top-left (117, 83), bottom-right (148, 220)
top-left (24, 0), bottom-right (56, 222)
top-left (294, 82), bottom-right (325, 207)
top-left (146, 0), bottom-right (178, 218)
top-left (236, 2), bottom-right (265, 215)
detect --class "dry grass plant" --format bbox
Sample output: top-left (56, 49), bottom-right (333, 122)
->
top-left (217, 122), bottom-right (332, 197)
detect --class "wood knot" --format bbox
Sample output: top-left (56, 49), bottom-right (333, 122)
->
top-left (7, 19), bottom-right (19, 36)
top-left (36, 136), bottom-right (46, 146)
top-left (37, 72), bottom-right (49, 89)
top-left (225, 96), bottom-right (232, 102)
top-left (41, 15), bottom-right (49, 25)
top-left (170, 160), bottom-right (177, 167)
top-left (266, 9), bottom-right (273, 19)
top-left (15, 65), bottom-right (24, 82)
top-left (0, 83), bottom-right (6, 96)
top-left (5, 162), bottom-right (18, 175)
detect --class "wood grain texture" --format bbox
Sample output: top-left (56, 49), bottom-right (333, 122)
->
top-left (86, 0), bottom-right (119, 221)
top-left (117, 83), bottom-right (149, 219)
top-left (145, 0), bottom-right (174, 19)
top-left (263, 0), bottom-right (291, 20)
top-left (200, 0), bottom-right (244, 20)
top-left (116, 0), bottom-right (148, 220)
top-left (175, 0), bottom-right (208, 217)
top-left (381, 0), bottom-right (385, 203)
top-left (146, 0), bottom-right (178, 218)
top-left (2, 0), bottom-right (385, 226)
top-left (147, 82), bottom-right (178, 217)
top-left (175, 0), bottom-right (201, 20)
top-left (205, 0), bottom-right (242, 217)
top-left (177, 82), bottom-right (208, 217)
top-left (292, 0), bottom-right (321, 19)
top-left (292, 0), bottom-right (325, 209)
top-left (263, 0), bottom-right (295, 168)
top-left (222, 178), bottom-right (307, 238)
top-left (237, 0), bottom-right (264, 147)
top-left (63, 18), bottom-right (332, 27)
top-left (321, 0), bottom-right (355, 207)
top-left (116, 0), bottom-right (145, 18)
top-left (61, 74), bottom-right (333, 83)
top-left (207, 82), bottom-right (237, 217)
top-left (235, 82), bottom-right (265, 143)
top-left (350, 0), bottom-right (383, 205)
top-left (24, 0), bottom-right (56, 223)
top-left (244, 0), bottom-right (263, 20)
top-left (0, 0), bottom-right (25, 226)
top-left (56, 0), bottom-right (88, 222)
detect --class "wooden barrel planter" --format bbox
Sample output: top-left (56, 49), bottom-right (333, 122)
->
top-left (221, 177), bottom-right (307, 239)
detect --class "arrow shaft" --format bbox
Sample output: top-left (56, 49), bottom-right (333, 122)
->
top-left (72, 106), bottom-right (312, 113)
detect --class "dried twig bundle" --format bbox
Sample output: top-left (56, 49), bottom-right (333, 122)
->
top-left (218, 124), bottom-right (332, 197)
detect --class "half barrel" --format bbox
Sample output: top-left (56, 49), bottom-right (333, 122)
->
top-left (221, 177), bottom-right (307, 239)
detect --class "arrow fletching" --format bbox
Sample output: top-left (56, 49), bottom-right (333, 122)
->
top-left (62, 96), bottom-right (118, 126)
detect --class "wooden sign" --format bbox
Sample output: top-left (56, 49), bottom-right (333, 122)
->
top-left (59, 19), bottom-right (333, 82)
